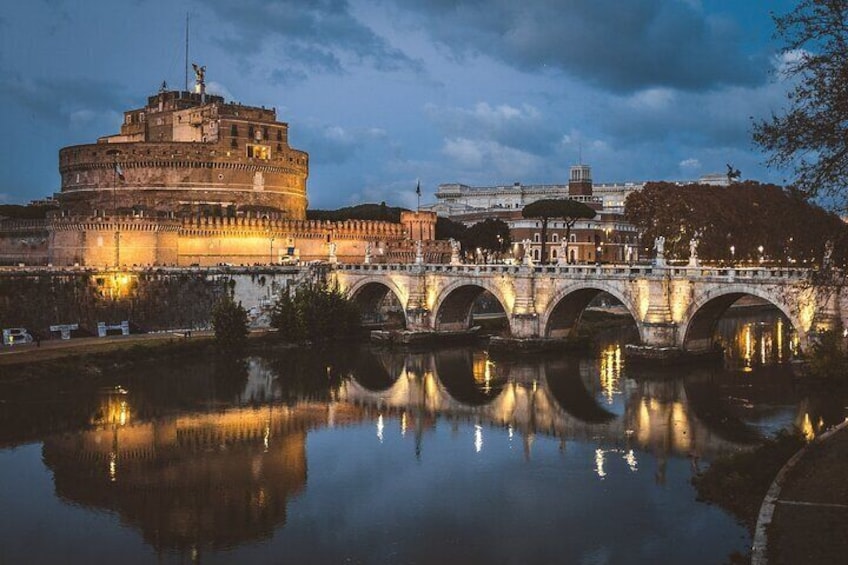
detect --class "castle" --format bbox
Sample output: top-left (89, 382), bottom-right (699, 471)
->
top-left (0, 68), bottom-right (441, 267)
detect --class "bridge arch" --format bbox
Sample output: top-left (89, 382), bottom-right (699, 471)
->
top-left (679, 285), bottom-right (805, 353)
top-left (345, 277), bottom-right (408, 329)
top-left (540, 282), bottom-right (640, 340)
top-left (431, 279), bottom-right (510, 333)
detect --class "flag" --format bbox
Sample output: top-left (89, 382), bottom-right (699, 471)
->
top-left (115, 164), bottom-right (125, 181)
top-left (416, 180), bottom-right (421, 196)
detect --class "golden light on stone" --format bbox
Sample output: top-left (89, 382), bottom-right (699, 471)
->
top-left (636, 280), bottom-right (650, 320)
top-left (497, 278), bottom-right (516, 313)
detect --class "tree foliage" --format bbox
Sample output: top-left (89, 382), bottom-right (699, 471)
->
top-left (270, 281), bottom-right (361, 343)
top-left (307, 202), bottom-right (405, 222)
top-left (753, 0), bottom-right (848, 209)
top-left (522, 199), bottom-right (596, 264)
top-left (464, 218), bottom-right (512, 256)
top-left (435, 217), bottom-right (511, 258)
top-left (211, 294), bottom-right (249, 353)
top-left (624, 181), bottom-right (848, 264)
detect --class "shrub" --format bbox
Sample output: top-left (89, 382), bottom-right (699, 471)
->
top-left (211, 295), bottom-right (249, 353)
top-left (271, 282), bottom-right (360, 343)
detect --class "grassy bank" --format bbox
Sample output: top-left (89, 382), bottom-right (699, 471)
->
top-left (692, 431), bottom-right (804, 532)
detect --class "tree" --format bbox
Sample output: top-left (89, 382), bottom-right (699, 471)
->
top-left (463, 218), bottom-right (511, 261)
top-left (435, 216), bottom-right (467, 241)
top-left (211, 294), bottom-right (249, 353)
top-left (522, 199), bottom-right (596, 264)
top-left (753, 1), bottom-right (848, 209)
top-left (624, 181), bottom-right (848, 265)
top-left (270, 281), bottom-right (361, 343)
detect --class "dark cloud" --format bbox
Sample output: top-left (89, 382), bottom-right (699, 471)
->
top-left (0, 73), bottom-right (126, 127)
top-left (391, 0), bottom-right (767, 93)
top-left (199, 0), bottom-right (423, 76)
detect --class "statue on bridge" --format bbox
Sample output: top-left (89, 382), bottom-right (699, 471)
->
top-left (364, 241), bottom-right (372, 264)
top-left (688, 235), bottom-right (700, 267)
top-left (328, 242), bottom-right (337, 264)
top-left (415, 240), bottom-right (424, 265)
top-left (522, 239), bottom-right (534, 266)
top-left (558, 239), bottom-right (568, 266)
top-left (653, 236), bottom-right (666, 267)
top-left (449, 238), bottom-right (462, 265)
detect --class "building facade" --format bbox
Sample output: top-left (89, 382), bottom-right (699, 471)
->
top-left (427, 165), bottom-right (643, 264)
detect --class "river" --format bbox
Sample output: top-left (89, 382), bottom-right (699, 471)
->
top-left (1, 308), bottom-right (846, 564)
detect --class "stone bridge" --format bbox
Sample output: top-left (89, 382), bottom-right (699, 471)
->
top-left (332, 263), bottom-right (843, 355)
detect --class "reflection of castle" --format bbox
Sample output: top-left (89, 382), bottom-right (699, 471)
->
top-left (0, 71), bottom-right (445, 266)
top-left (42, 397), bottom-right (317, 552)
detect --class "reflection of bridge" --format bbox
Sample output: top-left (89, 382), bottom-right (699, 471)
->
top-left (340, 347), bottom-right (764, 461)
top-left (334, 263), bottom-right (840, 354)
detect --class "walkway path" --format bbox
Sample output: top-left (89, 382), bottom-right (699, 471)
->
top-left (756, 420), bottom-right (848, 564)
top-left (0, 332), bottom-right (214, 366)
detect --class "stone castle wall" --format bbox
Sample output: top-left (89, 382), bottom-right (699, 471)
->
top-left (0, 212), bottom-right (446, 267)
top-left (0, 220), bottom-right (49, 265)
top-left (58, 141), bottom-right (309, 219)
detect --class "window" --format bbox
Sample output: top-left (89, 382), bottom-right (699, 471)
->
top-left (246, 144), bottom-right (271, 159)
top-left (230, 124), bottom-right (238, 137)
top-left (277, 129), bottom-right (283, 141)
top-left (533, 233), bottom-right (540, 243)
top-left (263, 126), bottom-right (268, 140)
top-left (552, 234), bottom-right (559, 243)
top-left (570, 234), bottom-right (576, 242)
top-left (248, 125), bottom-right (255, 138)
top-left (533, 249), bottom-right (540, 260)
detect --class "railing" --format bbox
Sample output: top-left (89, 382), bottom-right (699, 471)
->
top-left (335, 262), bottom-right (812, 281)
top-left (0, 261), bottom-right (813, 282)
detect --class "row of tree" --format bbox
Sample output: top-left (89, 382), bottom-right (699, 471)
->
top-left (624, 181), bottom-right (848, 265)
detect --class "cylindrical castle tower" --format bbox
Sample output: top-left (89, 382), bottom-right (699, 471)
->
top-left (56, 86), bottom-right (309, 220)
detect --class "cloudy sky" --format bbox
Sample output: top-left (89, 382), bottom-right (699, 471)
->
top-left (0, 0), bottom-right (799, 209)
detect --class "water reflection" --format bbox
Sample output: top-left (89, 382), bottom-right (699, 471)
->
top-left (1, 311), bottom-right (846, 563)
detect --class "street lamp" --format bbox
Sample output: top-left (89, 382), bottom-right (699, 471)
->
top-left (758, 245), bottom-right (764, 264)
top-left (730, 245), bottom-right (735, 263)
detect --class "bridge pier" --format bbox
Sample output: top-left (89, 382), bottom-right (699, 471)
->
top-left (509, 313), bottom-right (540, 338)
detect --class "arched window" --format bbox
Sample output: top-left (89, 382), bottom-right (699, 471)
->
top-left (533, 248), bottom-right (541, 260)
top-left (570, 234), bottom-right (577, 242)
top-left (552, 234), bottom-right (559, 243)
top-left (533, 233), bottom-right (541, 243)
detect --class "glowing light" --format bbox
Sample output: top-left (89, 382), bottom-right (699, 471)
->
top-left (594, 448), bottom-right (606, 479)
top-left (801, 413), bottom-right (815, 441)
top-left (474, 425), bottom-right (483, 453)
top-left (400, 412), bottom-right (407, 437)
top-left (377, 414), bottom-right (384, 443)
top-left (263, 425), bottom-right (270, 452)
top-left (623, 449), bottom-right (638, 472)
top-left (109, 451), bottom-right (117, 483)
top-left (599, 344), bottom-right (622, 405)
top-left (508, 425), bottom-right (514, 440)
top-left (118, 401), bottom-right (128, 426)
